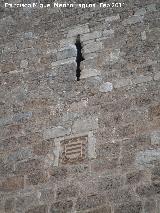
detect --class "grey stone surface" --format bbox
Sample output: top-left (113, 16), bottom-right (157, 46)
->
top-left (13, 112), bottom-right (32, 122)
top-left (72, 116), bottom-right (98, 134)
top-left (67, 24), bottom-right (90, 38)
top-left (51, 58), bottom-right (76, 67)
top-left (88, 131), bottom-right (97, 159)
top-left (0, 1), bottom-right (160, 212)
top-left (43, 126), bottom-right (71, 140)
top-left (102, 29), bottom-right (114, 37)
top-left (134, 8), bottom-right (146, 16)
top-left (154, 72), bottom-right (160, 81)
top-left (141, 31), bottom-right (146, 40)
top-left (132, 75), bottom-right (152, 84)
top-left (135, 149), bottom-right (160, 169)
top-left (110, 49), bottom-right (120, 62)
top-left (146, 4), bottom-right (157, 11)
top-left (20, 60), bottom-right (28, 69)
top-left (83, 41), bottom-right (103, 54)
top-left (113, 78), bottom-right (132, 88)
top-left (57, 44), bottom-right (77, 60)
top-left (122, 15), bottom-right (144, 26)
top-left (99, 82), bottom-right (113, 92)
top-left (151, 132), bottom-right (160, 145)
top-left (7, 147), bottom-right (32, 162)
top-left (105, 14), bottom-right (120, 22)
top-left (81, 31), bottom-right (102, 42)
top-left (81, 68), bottom-right (101, 79)
top-left (0, 116), bottom-right (13, 127)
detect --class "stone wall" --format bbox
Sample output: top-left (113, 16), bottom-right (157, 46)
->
top-left (0, 0), bottom-right (160, 212)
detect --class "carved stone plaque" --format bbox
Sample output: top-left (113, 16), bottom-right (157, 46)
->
top-left (60, 136), bottom-right (87, 164)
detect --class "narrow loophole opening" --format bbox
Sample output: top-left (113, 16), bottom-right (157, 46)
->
top-left (75, 34), bottom-right (84, 81)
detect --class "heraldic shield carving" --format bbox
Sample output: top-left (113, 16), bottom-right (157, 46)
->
top-left (60, 136), bottom-right (87, 164)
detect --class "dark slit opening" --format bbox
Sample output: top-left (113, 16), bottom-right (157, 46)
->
top-left (75, 34), bottom-right (84, 81)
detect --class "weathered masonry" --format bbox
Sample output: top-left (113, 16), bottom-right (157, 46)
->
top-left (0, 0), bottom-right (160, 212)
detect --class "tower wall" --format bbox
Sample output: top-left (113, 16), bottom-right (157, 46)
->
top-left (0, 0), bottom-right (160, 212)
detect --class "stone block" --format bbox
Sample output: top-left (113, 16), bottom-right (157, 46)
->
top-left (99, 82), bottom-right (113, 92)
top-left (122, 16), bottom-right (143, 26)
top-left (86, 205), bottom-right (112, 213)
top-left (96, 142), bottom-right (120, 159)
top-left (66, 163), bottom-right (89, 178)
top-left (4, 198), bottom-right (15, 213)
top-left (141, 31), bottom-right (146, 40)
top-left (67, 24), bottom-right (90, 38)
top-left (83, 41), bottom-right (103, 54)
top-left (40, 188), bottom-right (56, 203)
top-left (24, 32), bottom-right (33, 39)
top-left (81, 31), bottom-right (102, 42)
top-left (75, 194), bottom-right (105, 211)
top-left (135, 149), bottom-right (160, 169)
top-left (136, 183), bottom-right (160, 197)
top-left (59, 37), bottom-right (75, 48)
top-left (49, 166), bottom-right (67, 181)
top-left (0, 116), bottom-right (13, 127)
top-left (25, 205), bottom-right (48, 213)
top-left (146, 4), bottom-right (157, 12)
top-left (113, 78), bottom-right (132, 88)
top-left (0, 158), bottom-right (14, 176)
top-left (57, 184), bottom-right (78, 199)
top-left (151, 164), bottom-right (160, 182)
top-left (1, 62), bottom-right (16, 73)
top-left (88, 131), bottom-right (97, 159)
top-left (57, 44), bottom-right (77, 60)
top-left (43, 126), bottom-right (71, 140)
top-left (91, 157), bottom-right (118, 172)
top-left (81, 68), bottom-right (101, 79)
top-left (40, 54), bottom-right (56, 64)
top-left (149, 104), bottom-right (160, 120)
top-left (13, 112), bottom-right (32, 123)
top-left (15, 159), bottom-right (42, 175)
top-left (68, 99), bottom-right (88, 113)
top-left (84, 53), bottom-right (97, 60)
top-left (50, 200), bottom-right (73, 213)
top-left (20, 60), bottom-right (28, 69)
top-left (102, 29), bottom-right (114, 37)
top-left (98, 175), bottom-right (122, 192)
top-left (132, 75), bottom-right (152, 84)
top-left (143, 198), bottom-right (156, 213)
top-left (114, 201), bottom-right (142, 213)
top-left (110, 49), bottom-right (120, 62)
top-left (51, 58), bottom-right (76, 67)
top-left (154, 72), bottom-right (160, 80)
top-left (107, 187), bottom-right (134, 203)
top-left (134, 8), bottom-right (146, 16)
top-left (126, 171), bottom-right (144, 185)
top-left (7, 147), bottom-right (32, 162)
top-left (105, 14), bottom-right (120, 22)
top-left (0, 176), bottom-right (24, 192)
top-left (80, 58), bottom-right (97, 69)
top-left (115, 124), bottom-right (135, 138)
top-left (72, 116), bottom-right (98, 134)
top-left (16, 192), bottom-right (40, 212)
top-left (33, 140), bottom-right (52, 156)
top-left (27, 170), bottom-right (48, 186)
top-left (151, 131), bottom-right (160, 145)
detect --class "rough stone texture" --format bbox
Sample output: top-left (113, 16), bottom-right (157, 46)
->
top-left (0, 0), bottom-right (160, 212)
top-left (81, 68), bottom-right (101, 79)
top-left (43, 126), bottom-right (71, 139)
top-left (83, 41), bottom-right (103, 54)
top-left (72, 116), bottom-right (99, 133)
top-left (99, 82), bottom-right (113, 92)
